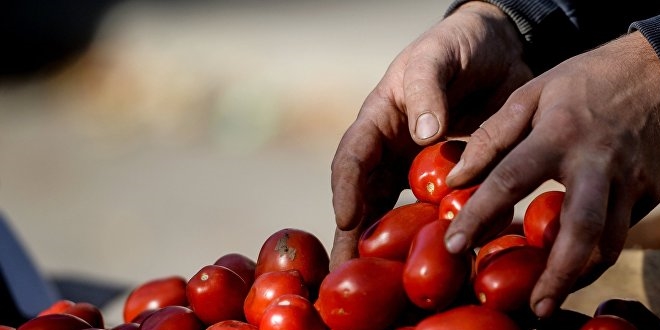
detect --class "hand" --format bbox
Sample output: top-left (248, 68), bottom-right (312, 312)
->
top-left (444, 31), bottom-right (660, 318)
top-left (329, 2), bottom-right (533, 270)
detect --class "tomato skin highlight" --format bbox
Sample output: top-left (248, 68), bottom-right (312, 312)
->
top-left (243, 269), bottom-right (309, 326)
top-left (403, 219), bottom-right (469, 311)
top-left (315, 257), bottom-right (407, 330)
top-left (186, 265), bottom-right (249, 325)
top-left (259, 294), bottom-right (327, 330)
top-left (524, 190), bottom-right (564, 248)
top-left (475, 234), bottom-right (528, 273)
top-left (358, 202), bottom-right (438, 261)
top-left (416, 305), bottom-right (521, 330)
top-left (474, 246), bottom-right (548, 313)
top-left (16, 314), bottom-right (92, 330)
top-left (138, 305), bottom-right (204, 330)
top-left (214, 253), bottom-right (257, 288)
top-left (408, 140), bottom-right (465, 204)
top-left (206, 320), bottom-right (258, 329)
top-left (439, 185), bottom-right (479, 220)
top-left (122, 275), bottom-right (188, 323)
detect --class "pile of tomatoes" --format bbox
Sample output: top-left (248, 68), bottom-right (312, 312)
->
top-left (4, 140), bottom-right (660, 330)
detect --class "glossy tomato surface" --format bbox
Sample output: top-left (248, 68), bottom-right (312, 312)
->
top-left (37, 300), bottom-right (75, 316)
top-left (408, 140), bottom-right (465, 204)
top-left (214, 253), bottom-right (257, 288)
top-left (580, 315), bottom-right (637, 330)
top-left (243, 269), bottom-right (309, 326)
top-left (439, 185), bottom-right (479, 220)
top-left (206, 320), bottom-right (258, 329)
top-left (315, 257), bottom-right (407, 330)
top-left (187, 265), bottom-right (249, 325)
top-left (403, 219), bottom-right (469, 311)
top-left (123, 275), bottom-right (188, 323)
top-left (60, 302), bottom-right (104, 328)
top-left (255, 228), bottom-right (329, 292)
top-left (358, 202), bottom-right (438, 261)
top-left (110, 323), bottom-right (140, 330)
top-left (416, 305), bottom-right (520, 330)
top-left (524, 190), bottom-right (564, 248)
top-left (474, 246), bottom-right (548, 313)
top-left (17, 314), bottom-right (92, 330)
top-left (475, 234), bottom-right (528, 273)
top-left (259, 294), bottom-right (327, 330)
top-left (139, 306), bottom-right (203, 330)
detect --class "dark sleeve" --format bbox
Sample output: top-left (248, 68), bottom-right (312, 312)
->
top-left (445, 0), bottom-right (660, 74)
top-left (629, 15), bottom-right (660, 59)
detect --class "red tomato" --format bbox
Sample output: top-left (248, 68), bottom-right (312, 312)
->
top-left (243, 269), bottom-right (309, 326)
top-left (0, 326), bottom-right (15, 330)
top-left (408, 140), bottom-right (465, 204)
top-left (403, 219), bottom-right (469, 311)
top-left (474, 246), bottom-right (548, 313)
top-left (16, 314), bottom-right (92, 330)
top-left (595, 298), bottom-right (660, 329)
top-left (139, 306), bottom-right (204, 330)
top-left (255, 228), bottom-right (329, 293)
top-left (315, 257), bottom-right (407, 330)
top-left (358, 202), bottom-right (438, 261)
top-left (524, 190), bottom-right (564, 248)
top-left (214, 253), bottom-right (257, 288)
top-left (110, 323), bottom-right (140, 330)
top-left (439, 185), bottom-right (479, 220)
top-left (416, 305), bottom-right (520, 330)
top-left (123, 275), bottom-right (188, 323)
top-left (580, 315), bottom-right (637, 330)
top-left (187, 265), bottom-right (249, 325)
top-left (59, 302), bottom-right (104, 328)
top-left (206, 320), bottom-right (258, 329)
top-left (37, 300), bottom-right (75, 316)
top-left (475, 234), bottom-right (528, 273)
top-left (259, 294), bottom-right (327, 330)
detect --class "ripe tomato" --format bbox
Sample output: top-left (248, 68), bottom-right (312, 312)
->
top-left (206, 320), bottom-right (258, 329)
top-left (403, 219), bottom-right (469, 311)
top-left (214, 253), bottom-right (257, 288)
top-left (439, 185), bottom-right (479, 220)
top-left (138, 306), bottom-right (204, 330)
top-left (59, 302), bottom-right (104, 328)
top-left (0, 326), bottom-right (15, 330)
top-left (315, 257), bottom-right (407, 330)
top-left (37, 300), bottom-right (75, 316)
top-left (110, 323), bottom-right (140, 330)
top-left (474, 246), bottom-right (548, 313)
top-left (123, 275), bottom-right (188, 323)
top-left (408, 140), bottom-right (465, 204)
top-left (580, 315), bottom-right (637, 330)
top-left (255, 228), bottom-right (329, 293)
top-left (16, 314), bottom-right (92, 330)
top-left (595, 298), bottom-right (660, 330)
top-left (524, 190), bottom-right (564, 248)
top-left (416, 305), bottom-right (520, 330)
top-left (259, 294), bottom-right (327, 330)
top-left (187, 265), bottom-right (249, 325)
top-left (358, 202), bottom-right (438, 261)
top-left (243, 269), bottom-right (309, 326)
top-left (475, 234), bottom-right (528, 273)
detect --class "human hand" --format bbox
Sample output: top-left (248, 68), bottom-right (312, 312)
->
top-left (444, 31), bottom-right (660, 318)
top-left (329, 2), bottom-right (533, 270)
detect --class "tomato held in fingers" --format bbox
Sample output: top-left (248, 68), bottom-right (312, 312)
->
top-left (315, 257), bottom-right (407, 330)
top-left (243, 269), bottom-right (309, 326)
top-left (439, 185), bottom-right (479, 220)
top-left (475, 234), bottom-right (528, 273)
top-left (138, 306), bottom-right (204, 330)
top-left (187, 265), bottom-right (249, 325)
top-left (358, 202), bottom-right (438, 261)
top-left (214, 253), bottom-right (257, 288)
top-left (474, 246), bottom-right (548, 313)
top-left (17, 314), bottom-right (92, 330)
top-left (408, 140), bottom-right (465, 204)
top-left (403, 219), bottom-right (470, 311)
top-left (416, 305), bottom-right (520, 330)
top-left (123, 275), bottom-right (188, 323)
top-left (524, 190), bottom-right (564, 248)
top-left (259, 294), bottom-right (327, 330)
top-left (580, 315), bottom-right (638, 330)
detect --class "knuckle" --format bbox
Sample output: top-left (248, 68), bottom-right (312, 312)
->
top-left (570, 208), bottom-right (605, 238)
top-left (489, 163), bottom-right (524, 195)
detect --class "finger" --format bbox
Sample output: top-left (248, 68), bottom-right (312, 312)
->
top-left (530, 165), bottom-right (610, 318)
top-left (446, 86), bottom-right (539, 188)
top-left (329, 226), bottom-right (361, 271)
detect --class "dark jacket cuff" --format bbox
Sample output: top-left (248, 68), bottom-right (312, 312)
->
top-left (629, 16), bottom-right (660, 60)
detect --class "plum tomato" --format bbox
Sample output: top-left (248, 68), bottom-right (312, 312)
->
top-left (580, 315), bottom-right (638, 330)
top-left (138, 306), bottom-right (204, 330)
top-left (475, 234), bottom-right (528, 273)
top-left (416, 305), bottom-right (520, 330)
top-left (37, 300), bottom-right (75, 316)
top-left (594, 299), bottom-right (660, 330)
top-left (243, 269), bottom-right (309, 326)
top-left (17, 314), bottom-right (92, 330)
top-left (408, 140), bottom-right (465, 204)
top-left (123, 275), bottom-right (188, 323)
top-left (259, 294), bottom-right (327, 330)
top-left (314, 257), bottom-right (407, 330)
top-left (474, 246), bottom-right (548, 313)
top-left (403, 219), bottom-right (470, 311)
top-left (358, 202), bottom-right (438, 261)
top-left (187, 265), bottom-right (249, 325)
top-left (439, 185), bottom-right (479, 220)
top-left (523, 190), bottom-right (564, 248)
top-left (214, 253), bottom-right (257, 288)
top-left (206, 320), bottom-right (258, 329)
top-left (0, 326), bottom-right (15, 330)
top-left (59, 302), bottom-right (104, 328)
top-left (255, 228), bottom-right (329, 293)
top-left (110, 323), bottom-right (140, 330)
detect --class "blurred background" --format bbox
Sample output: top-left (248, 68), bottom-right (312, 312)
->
top-left (1, 0), bottom-right (658, 326)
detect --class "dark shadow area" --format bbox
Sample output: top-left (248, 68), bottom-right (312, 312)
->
top-left (51, 275), bottom-right (128, 309)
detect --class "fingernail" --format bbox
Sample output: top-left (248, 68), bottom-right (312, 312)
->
top-left (415, 112), bottom-right (440, 140)
top-left (534, 298), bottom-right (556, 318)
top-left (446, 158), bottom-right (464, 181)
top-left (445, 232), bottom-right (467, 253)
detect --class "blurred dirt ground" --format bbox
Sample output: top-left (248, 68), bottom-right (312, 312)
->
top-left (0, 0), bottom-right (658, 326)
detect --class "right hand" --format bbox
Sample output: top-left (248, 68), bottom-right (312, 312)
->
top-left (329, 2), bottom-right (534, 270)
